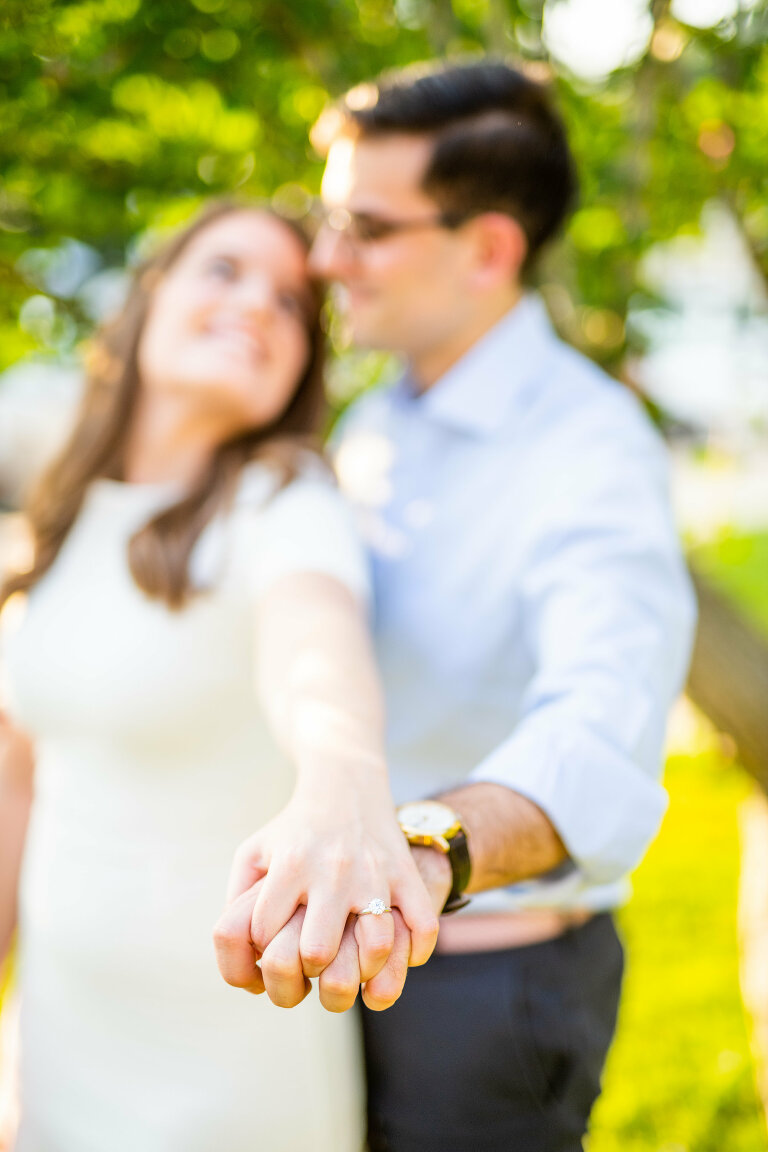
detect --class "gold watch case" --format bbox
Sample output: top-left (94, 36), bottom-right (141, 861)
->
top-left (396, 800), bottom-right (464, 852)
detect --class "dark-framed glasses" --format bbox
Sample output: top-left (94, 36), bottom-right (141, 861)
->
top-left (312, 204), bottom-right (468, 246)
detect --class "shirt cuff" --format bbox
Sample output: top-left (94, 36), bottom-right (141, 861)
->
top-left (468, 714), bottom-right (668, 885)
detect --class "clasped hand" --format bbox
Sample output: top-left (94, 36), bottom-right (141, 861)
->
top-left (213, 783), bottom-right (446, 1012)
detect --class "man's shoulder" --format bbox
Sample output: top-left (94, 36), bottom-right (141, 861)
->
top-left (528, 336), bottom-right (663, 461)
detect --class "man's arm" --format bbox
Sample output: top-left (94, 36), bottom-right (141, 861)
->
top-left (300, 785), bottom-right (564, 1011)
top-left (438, 782), bottom-right (566, 892)
top-left (419, 421), bottom-right (696, 906)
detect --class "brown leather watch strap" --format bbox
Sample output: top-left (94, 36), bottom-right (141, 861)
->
top-left (441, 827), bottom-right (471, 915)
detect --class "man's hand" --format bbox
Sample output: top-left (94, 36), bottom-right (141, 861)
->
top-left (212, 878), bottom-right (268, 996)
top-left (213, 844), bottom-right (450, 1013)
top-left (410, 845), bottom-right (452, 915)
top-left (213, 797), bottom-right (439, 1009)
top-left (321, 847), bottom-right (450, 1013)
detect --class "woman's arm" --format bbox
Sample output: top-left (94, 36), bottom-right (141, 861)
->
top-left (0, 712), bottom-right (34, 964)
top-left (214, 572), bottom-right (438, 1010)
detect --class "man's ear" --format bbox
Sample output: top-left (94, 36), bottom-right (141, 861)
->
top-left (466, 213), bottom-right (528, 289)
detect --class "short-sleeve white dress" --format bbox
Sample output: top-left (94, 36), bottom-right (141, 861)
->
top-left (0, 465), bottom-right (368, 1152)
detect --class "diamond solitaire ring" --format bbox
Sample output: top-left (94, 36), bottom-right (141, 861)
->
top-left (357, 898), bottom-right (392, 917)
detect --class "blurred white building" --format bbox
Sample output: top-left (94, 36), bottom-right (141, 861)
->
top-left (629, 202), bottom-right (768, 443)
top-left (0, 362), bottom-right (81, 508)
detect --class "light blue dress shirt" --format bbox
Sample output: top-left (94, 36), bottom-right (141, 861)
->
top-left (334, 294), bottom-right (696, 913)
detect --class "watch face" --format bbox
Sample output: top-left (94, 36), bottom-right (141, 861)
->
top-left (397, 801), bottom-right (457, 836)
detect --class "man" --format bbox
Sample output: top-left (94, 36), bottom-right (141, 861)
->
top-left (218, 60), bottom-right (695, 1151)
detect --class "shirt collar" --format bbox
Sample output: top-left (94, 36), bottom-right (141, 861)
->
top-left (394, 293), bottom-right (557, 437)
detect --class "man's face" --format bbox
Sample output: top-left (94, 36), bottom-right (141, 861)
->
top-left (310, 134), bottom-right (477, 367)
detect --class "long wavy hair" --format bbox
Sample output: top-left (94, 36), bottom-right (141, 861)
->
top-left (0, 201), bottom-right (327, 612)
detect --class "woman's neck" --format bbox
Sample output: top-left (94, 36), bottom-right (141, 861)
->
top-left (122, 393), bottom-right (225, 486)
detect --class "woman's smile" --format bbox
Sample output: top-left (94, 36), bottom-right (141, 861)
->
top-left (201, 319), bottom-right (272, 365)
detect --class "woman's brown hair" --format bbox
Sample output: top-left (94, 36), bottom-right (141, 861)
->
top-left (0, 200), bottom-right (327, 611)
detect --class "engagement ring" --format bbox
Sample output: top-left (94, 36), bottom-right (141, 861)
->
top-left (357, 899), bottom-right (391, 917)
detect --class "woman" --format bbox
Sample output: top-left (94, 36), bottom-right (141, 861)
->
top-left (0, 202), bottom-right (437, 1151)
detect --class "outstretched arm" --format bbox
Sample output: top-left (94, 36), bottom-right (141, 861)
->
top-left (214, 572), bottom-right (438, 1008)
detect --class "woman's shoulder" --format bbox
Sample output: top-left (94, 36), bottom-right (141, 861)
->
top-left (228, 453), bottom-right (369, 603)
top-left (233, 450), bottom-right (335, 512)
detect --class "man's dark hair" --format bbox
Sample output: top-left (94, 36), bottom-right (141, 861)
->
top-left (333, 60), bottom-right (578, 271)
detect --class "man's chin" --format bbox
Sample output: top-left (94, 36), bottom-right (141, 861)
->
top-left (345, 315), bottom-right (402, 353)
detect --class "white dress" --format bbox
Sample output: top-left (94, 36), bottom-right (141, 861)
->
top-left (0, 466), bottom-right (368, 1152)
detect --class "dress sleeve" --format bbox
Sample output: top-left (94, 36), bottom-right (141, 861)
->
top-left (238, 472), bottom-right (371, 606)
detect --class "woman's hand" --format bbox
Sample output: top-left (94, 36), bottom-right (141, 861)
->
top-left (214, 841), bottom-right (450, 1014)
top-left (0, 712), bottom-right (34, 965)
top-left (214, 777), bottom-right (439, 1009)
top-left (214, 569), bottom-right (441, 1009)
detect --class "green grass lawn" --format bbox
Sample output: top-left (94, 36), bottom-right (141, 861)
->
top-left (590, 526), bottom-right (768, 1150)
top-left (594, 527), bottom-right (768, 1152)
top-left (690, 530), bottom-right (768, 638)
top-left (589, 730), bottom-right (767, 1152)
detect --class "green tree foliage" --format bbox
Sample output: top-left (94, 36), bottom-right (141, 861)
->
top-left (1, 0), bottom-right (768, 373)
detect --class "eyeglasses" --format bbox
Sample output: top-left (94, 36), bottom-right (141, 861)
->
top-left (312, 205), bottom-right (468, 246)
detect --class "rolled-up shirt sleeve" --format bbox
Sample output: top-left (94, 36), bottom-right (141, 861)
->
top-left (469, 422), bottom-right (697, 885)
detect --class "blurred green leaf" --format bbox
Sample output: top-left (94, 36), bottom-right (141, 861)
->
top-left (1, 0), bottom-right (768, 368)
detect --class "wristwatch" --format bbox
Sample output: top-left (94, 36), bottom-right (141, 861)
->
top-left (396, 800), bottom-right (471, 915)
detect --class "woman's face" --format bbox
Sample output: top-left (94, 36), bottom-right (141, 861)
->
top-left (137, 211), bottom-right (315, 435)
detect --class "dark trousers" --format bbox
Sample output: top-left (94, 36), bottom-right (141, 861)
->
top-left (362, 912), bottom-right (624, 1152)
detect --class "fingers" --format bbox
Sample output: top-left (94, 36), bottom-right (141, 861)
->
top-left (226, 836), bottom-right (268, 904)
top-left (361, 909), bottom-right (411, 1012)
top-left (354, 909), bottom-right (396, 983)
top-left (248, 865), bottom-right (303, 957)
top-left (298, 895), bottom-right (351, 978)
top-left (318, 916), bottom-right (361, 1013)
top-left (261, 908), bottom-right (312, 1009)
top-left (213, 884), bottom-right (265, 995)
top-left (392, 877), bottom-right (440, 968)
